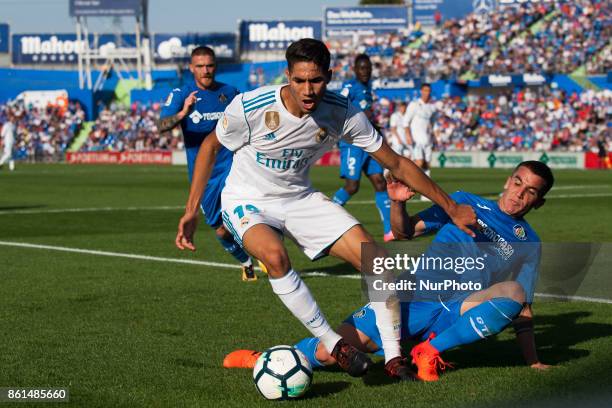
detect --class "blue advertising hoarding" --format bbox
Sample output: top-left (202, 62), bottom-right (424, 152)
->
top-left (11, 33), bottom-right (137, 64)
top-left (69, 0), bottom-right (142, 17)
top-left (324, 6), bottom-right (409, 37)
top-left (239, 20), bottom-right (321, 52)
top-left (153, 33), bottom-right (236, 62)
top-left (412, 0), bottom-right (480, 27)
top-left (0, 23), bottom-right (9, 53)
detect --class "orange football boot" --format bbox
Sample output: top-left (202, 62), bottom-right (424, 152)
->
top-left (410, 337), bottom-right (453, 382)
top-left (223, 349), bottom-right (262, 369)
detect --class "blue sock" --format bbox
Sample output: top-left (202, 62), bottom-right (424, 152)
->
top-left (216, 235), bottom-right (250, 264)
top-left (430, 298), bottom-right (522, 352)
top-left (295, 337), bottom-right (325, 368)
top-left (332, 188), bottom-right (351, 206)
top-left (375, 191), bottom-right (392, 234)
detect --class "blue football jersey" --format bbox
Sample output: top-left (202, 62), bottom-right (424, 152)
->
top-left (339, 78), bottom-right (373, 112)
top-left (338, 79), bottom-right (374, 149)
top-left (416, 191), bottom-right (541, 302)
top-left (161, 80), bottom-right (239, 149)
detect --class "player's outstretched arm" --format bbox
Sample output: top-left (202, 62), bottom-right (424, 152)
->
top-left (175, 130), bottom-right (222, 251)
top-left (387, 180), bottom-right (429, 240)
top-left (371, 142), bottom-right (477, 237)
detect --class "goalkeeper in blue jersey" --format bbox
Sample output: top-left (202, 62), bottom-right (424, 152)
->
top-left (224, 161), bottom-right (554, 380)
top-left (158, 46), bottom-right (257, 281)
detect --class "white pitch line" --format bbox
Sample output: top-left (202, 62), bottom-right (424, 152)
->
top-left (1, 240), bottom-right (611, 305)
top-left (0, 205), bottom-right (184, 215)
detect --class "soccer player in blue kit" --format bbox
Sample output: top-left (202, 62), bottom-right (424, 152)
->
top-left (224, 161), bottom-right (554, 380)
top-left (331, 54), bottom-right (394, 242)
top-left (159, 46), bottom-right (257, 281)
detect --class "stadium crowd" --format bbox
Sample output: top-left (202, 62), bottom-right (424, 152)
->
top-left (80, 102), bottom-right (182, 152)
top-left (375, 87), bottom-right (611, 153)
top-left (0, 101), bottom-right (85, 162)
top-left (328, 0), bottom-right (611, 81)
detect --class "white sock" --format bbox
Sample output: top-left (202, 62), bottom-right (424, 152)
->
top-left (270, 269), bottom-right (341, 353)
top-left (369, 298), bottom-right (402, 363)
top-left (9, 160), bottom-right (14, 171)
top-left (240, 258), bottom-right (252, 267)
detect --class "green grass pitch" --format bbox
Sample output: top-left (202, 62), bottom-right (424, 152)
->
top-left (1, 164), bottom-right (611, 407)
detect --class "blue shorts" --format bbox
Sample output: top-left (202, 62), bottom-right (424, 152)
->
top-left (186, 146), bottom-right (233, 228)
top-left (339, 142), bottom-right (383, 180)
top-left (343, 296), bottom-right (468, 356)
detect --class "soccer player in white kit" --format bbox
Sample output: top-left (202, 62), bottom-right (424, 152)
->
top-left (0, 113), bottom-right (16, 171)
top-left (388, 101), bottom-right (411, 158)
top-left (404, 83), bottom-right (436, 179)
top-left (175, 39), bottom-right (476, 380)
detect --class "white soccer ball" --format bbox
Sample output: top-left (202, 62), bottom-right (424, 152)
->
top-left (253, 345), bottom-right (313, 400)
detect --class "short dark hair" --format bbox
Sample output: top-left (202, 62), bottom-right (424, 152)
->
top-left (354, 53), bottom-right (371, 65)
top-left (421, 82), bottom-right (432, 89)
top-left (191, 46), bottom-right (215, 59)
top-left (514, 160), bottom-right (555, 197)
top-left (286, 39), bottom-right (330, 72)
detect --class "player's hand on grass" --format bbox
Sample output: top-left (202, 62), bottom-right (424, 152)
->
top-left (176, 210), bottom-right (199, 251)
top-left (387, 180), bottom-right (416, 202)
top-left (179, 91), bottom-right (198, 119)
top-left (530, 362), bottom-right (553, 370)
top-left (449, 204), bottom-right (478, 238)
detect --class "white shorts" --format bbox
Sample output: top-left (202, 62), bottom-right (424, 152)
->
top-left (413, 143), bottom-right (432, 162)
top-left (221, 190), bottom-right (360, 260)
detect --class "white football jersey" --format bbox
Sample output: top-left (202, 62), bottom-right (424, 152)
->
top-left (216, 85), bottom-right (382, 199)
top-left (389, 111), bottom-right (407, 146)
top-left (1, 122), bottom-right (15, 147)
top-left (404, 99), bottom-right (436, 145)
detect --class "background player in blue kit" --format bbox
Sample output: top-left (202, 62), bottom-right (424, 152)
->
top-left (225, 161), bottom-right (554, 379)
top-left (331, 54), bottom-right (394, 242)
top-left (158, 46), bottom-right (256, 281)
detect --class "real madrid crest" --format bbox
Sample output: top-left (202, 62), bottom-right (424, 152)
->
top-left (264, 111), bottom-right (280, 131)
top-left (219, 93), bottom-right (227, 104)
top-left (222, 114), bottom-right (228, 130)
top-left (316, 127), bottom-right (328, 143)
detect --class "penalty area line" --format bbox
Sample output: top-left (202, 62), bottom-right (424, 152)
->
top-left (1, 240), bottom-right (611, 305)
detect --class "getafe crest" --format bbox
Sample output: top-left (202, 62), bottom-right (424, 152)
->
top-left (316, 127), bottom-right (328, 143)
top-left (513, 224), bottom-right (527, 240)
top-left (219, 93), bottom-right (227, 104)
top-left (264, 111), bottom-right (280, 131)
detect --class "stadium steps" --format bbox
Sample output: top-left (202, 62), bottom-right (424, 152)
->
top-left (68, 121), bottom-right (94, 152)
top-left (115, 79), bottom-right (143, 107)
top-left (569, 74), bottom-right (601, 91)
top-left (571, 43), bottom-right (612, 78)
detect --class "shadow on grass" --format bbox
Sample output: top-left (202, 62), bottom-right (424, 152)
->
top-left (303, 381), bottom-right (351, 399)
top-left (445, 311), bottom-right (612, 369)
top-left (0, 204), bottom-right (47, 212)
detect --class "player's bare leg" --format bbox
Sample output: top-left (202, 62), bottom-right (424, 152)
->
top-left (242, 224), bottom-right (371, 377)
top-left (329, 225), bottom-right (414, 380)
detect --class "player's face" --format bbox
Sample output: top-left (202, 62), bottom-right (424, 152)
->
top-left (284, 62), bottom-right (331, 115)
top-left (190, 54), bottom-right (216, 89)
top-left (499, 166), bottom-right (547, 217)
top-left (421, 86), bottom-right (431, 102)
top-left (354, 59), bottom-right (372, 84)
